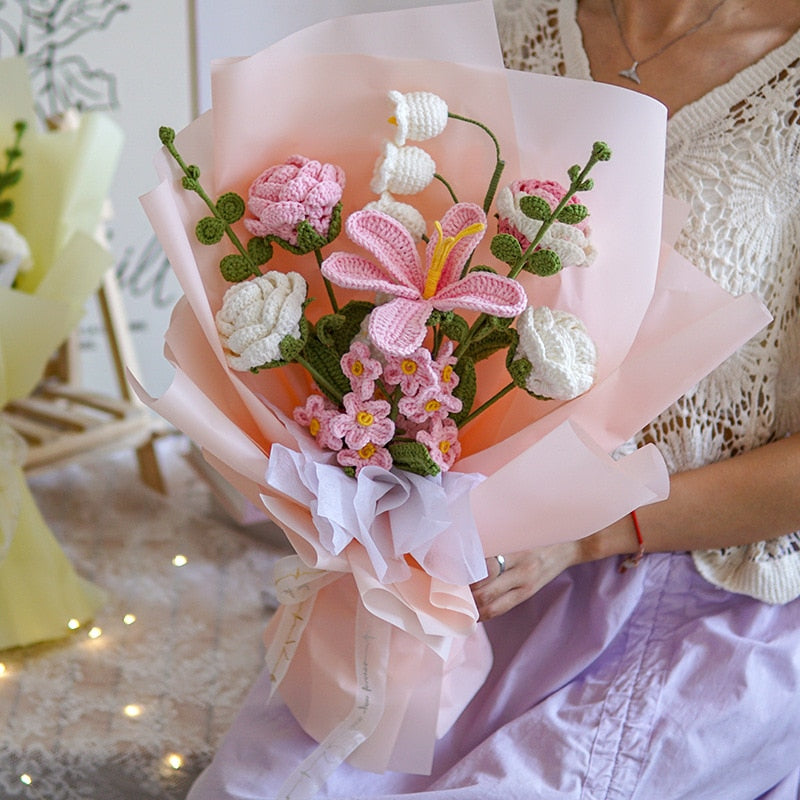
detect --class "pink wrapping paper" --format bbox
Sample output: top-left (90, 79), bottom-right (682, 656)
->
top-left (133, 0), bottom-right (771, 788)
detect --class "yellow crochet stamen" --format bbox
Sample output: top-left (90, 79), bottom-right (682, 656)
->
top-left (439, 440), bottom-right (451, 454)
top-left (424, 399), bottom-right (441, 413)
top-left (423, 220), bottom-right (485, 300)
top-left (309, 418), bottom-right (320, 437)
top-left (357, 411), bottom-right (374, 427)
top-left (359, 442), bottom-right (377, 459)
top-left (351, 360), bottom-right (364, 376)
top-left (401, 359), bottom-right (417, 375)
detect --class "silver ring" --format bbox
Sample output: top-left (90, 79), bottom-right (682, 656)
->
top-left (495, 554), bottom-right (506, 576)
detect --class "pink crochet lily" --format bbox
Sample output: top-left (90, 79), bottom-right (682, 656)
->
top-left (321, 203), bottom-right (528, 356)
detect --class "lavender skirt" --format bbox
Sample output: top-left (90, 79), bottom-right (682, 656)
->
top-left (188, 553), bottom-right (800, 799)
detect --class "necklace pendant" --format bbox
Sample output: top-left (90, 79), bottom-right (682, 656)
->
top-left (619, 61), bottom-right (641, 84)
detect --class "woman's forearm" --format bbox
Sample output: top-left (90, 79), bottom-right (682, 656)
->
top-left (581, 433), bottom-right (800, 562)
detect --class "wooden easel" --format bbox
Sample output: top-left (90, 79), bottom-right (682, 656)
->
top-left (1, 270), bottom-right (168, 493)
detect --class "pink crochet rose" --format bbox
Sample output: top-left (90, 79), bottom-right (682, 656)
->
top-left (244, 155), bottom-right (345, 245)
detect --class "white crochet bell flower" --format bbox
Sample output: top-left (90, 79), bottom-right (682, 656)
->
top-left (216, 271), bottom-right (307, 371)
top-left (388, 90), bottom-right (449, 146)
top-left (363, 192), bottom-right (427, 241)
top-left (496, 186), bottom-right (597, 268)
top-left (515, 306), bottom-right (596, 400)
top-left (370, 141), bottom-right (436, 196)
top-left (0, 221), bottom-right (33, 287)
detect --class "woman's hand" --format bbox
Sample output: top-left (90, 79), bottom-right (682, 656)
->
top-left (471, 539), bottom-right (584, 621)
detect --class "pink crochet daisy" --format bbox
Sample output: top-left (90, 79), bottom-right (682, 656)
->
top-left (416, 418), bottom-right (461, 471)
top-left (432, 341), bottom-right (460, 394)
top-left (341, 341), bottom-right (383, 400)
top-left (337, 442), bottom-right (394, 475)
top-left (398, 384), bottom-right (462, 424)
top-left (321, 203), bottom-right (527, 356)
top-left (328, 392), bottom-right (395, 450)
top-left (382, 347), bottom-right (437, 395)
top-left (293, 393), bottom-right (343, 451)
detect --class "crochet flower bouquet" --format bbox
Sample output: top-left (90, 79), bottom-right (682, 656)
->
top-left (135, 1), bottom-right (769, 794)
top-left (0, 57), bottom-right (122, 649)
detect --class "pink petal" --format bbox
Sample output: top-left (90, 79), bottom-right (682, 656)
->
top-left (321, 252), bottom-right (420, 299)
top-left (425, 203), bottom-right (487, 288)
top-left (345, 209), bottom-right (424, 291)
top-left (433, 271), bottom-right (528, 317)
top-left (368, 297), bottom-right (433, 356)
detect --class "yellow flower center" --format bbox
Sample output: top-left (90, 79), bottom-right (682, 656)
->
top-left (422, 220), bottom-right (485, 300)
top-left (439, 440), bottom-right (451, 454)
top-left (442, 364), bottom-right (453, 383)
top-left (351, 360), bottom-right (364, 376)
top-left (401, 359), bottom-right (417, 375)
top-left (309, 417), bottom-right (320, 437)
top-left (357, 411), bottom-right (374, 427)
top-left (424, 399), bottom-right (441, 413)
top-left (359, 442), bottom-right (377, 459)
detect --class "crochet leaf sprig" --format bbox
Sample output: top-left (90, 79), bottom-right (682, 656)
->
top-left (0, 121), bottom-right (27, 220)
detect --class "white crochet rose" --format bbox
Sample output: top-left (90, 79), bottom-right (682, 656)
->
top-left (363, 192), bottom-right (427, 240)
top-left (370, 141), bottom-right (436, 196)
top-left (215, 271), bottom-right (307, 371)
top-left (495, 185), bottom-right (597, 268)
top-left (0, 221), bottom-right (33, 287)
top-left (514, 306), bottom-right (596, 400)
top-left (388, 90), bottom-right (449, 146)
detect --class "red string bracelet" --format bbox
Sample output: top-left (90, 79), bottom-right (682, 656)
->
top-left (618, 509), bottom-right (646, 573)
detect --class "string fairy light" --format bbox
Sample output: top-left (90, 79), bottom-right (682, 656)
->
top-left (67, 618), bottom-right (80, 630)
top-left (165, 753), bottom-right (184, 770)
top-left (172, 554), bottom-right (188, 567)
top-left (123, 613), bottom-right (137, 625)
top-left (20, 774), bottom-right (32, 785)
top-left (87, 626), bottom-right (102, 640)
top-left (123, 704), bottom-right (142, 718)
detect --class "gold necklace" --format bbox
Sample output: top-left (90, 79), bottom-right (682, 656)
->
top-left (609, 0), bottom-right (730, 84)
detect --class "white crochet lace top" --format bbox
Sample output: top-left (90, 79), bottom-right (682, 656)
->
top-left (494, 0), bottom-right (800, 604)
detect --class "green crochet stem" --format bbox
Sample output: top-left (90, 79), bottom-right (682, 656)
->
top-left (458, 380), bottom-right (515, 427)
top-left (158, 126), bottom-right (255, 272)
top-left (447, 112), bottom-right (505, 215)
top-left (434, 173), bottom-right (459, 204)
top-left (314, 246), bottom-right (339, 313)
top-left (0, 120), bottom-right (27, 219)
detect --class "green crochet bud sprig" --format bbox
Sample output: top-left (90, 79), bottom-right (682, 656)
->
top-left (450, 142), bottom-right (612, 424)
top-left (158, 126), bottom-right (269, 282)
top-left (0, 121), bottom-right (27, 220)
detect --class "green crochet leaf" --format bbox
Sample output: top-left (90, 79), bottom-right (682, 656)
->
top-left (303, 334), bottom-right (351, 402)
top-left (325, 202), bottom-right (343, 243)
top-left (247, 236), bottom-right (273, 266)
top-left (0, 169), bottom-right (21, 192)
top-left (220, 253), bottom-right (254, 282)
top-left (452, 355), bottom-right (477, 426)
top-left (295, 220), bottom-right (328, 253)
top-left (467, 327), bottom-right (517, 363)
top-left (216, 192), bottom-right (246, 224)
top-left (277, 316), bottom-right (311, 363)
top-left (0, 199), bottom-right (13, 219)
top-left (388, 441), bottom-right (441, 477)
top-left (557, 204), bottom-right (589, 225)
top-left (578, 178), bottom-right (595, 192)
top-left (439, 312), bottom-right (469, 343)
top-left (490, 232), bottom-right (523, 266)
top-left (507, 354), bottom-right (533, 390)
top-left (327, 300), bottom-right (374, 353)
top-left (519, 195), bottom-right (551, 221)
top-left (525, 248), bottom-right (562, 277)
top-left (196, 216), bottom-right (226, 245)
